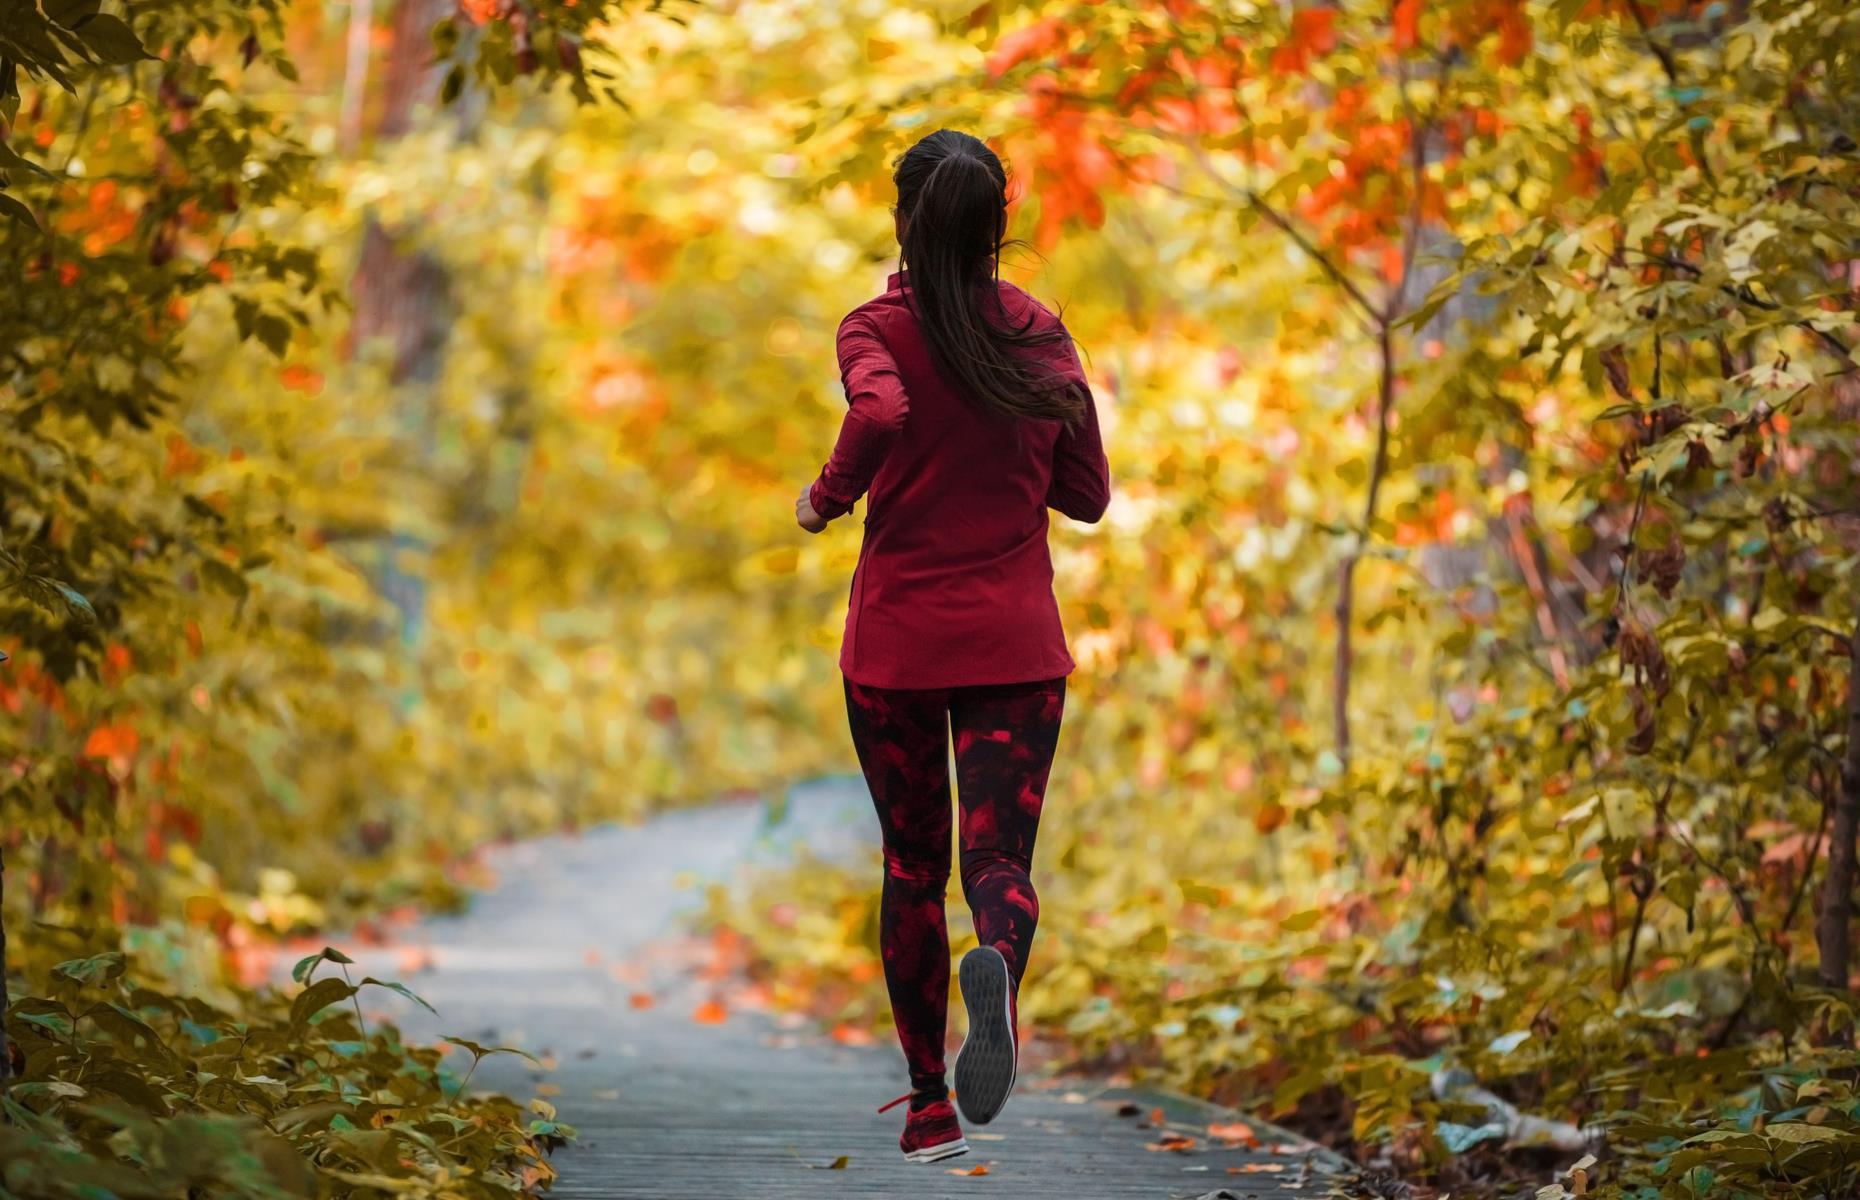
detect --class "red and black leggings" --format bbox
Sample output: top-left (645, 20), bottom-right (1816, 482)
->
top-left (842, 673), bottom-right (1068, 1097)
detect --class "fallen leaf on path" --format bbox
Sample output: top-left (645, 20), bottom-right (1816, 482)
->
top-left (1228, 1163), bottom-right (1286, 1174)
top-left (830, 1023), bottom-right (875, 1046)
top-left (629, 992), bottom-right (655, 1009)
top-left (592, 1089), bottom-right (620, 1101)
top-left (534, 1083), bottom-right (560, 1096)
top-left (947, 1164), bottom-right (989, 1176)
top-left (583, 948), bottom-right (604, 966)
top-left (692, 1000), bottom-right (727, 1024)
top-left (1208, 1121), bottom-right (1260, 1147)
top-left (1147, 1133), bottom-right (1198, 1152)
top-left (1269, 1142), bottom-right (1305, 1154)
top-left (789, 1150), bottom-right (849, 1170)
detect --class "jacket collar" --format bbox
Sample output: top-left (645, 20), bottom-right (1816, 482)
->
top-left (887, 269), bottom-right (907, 292)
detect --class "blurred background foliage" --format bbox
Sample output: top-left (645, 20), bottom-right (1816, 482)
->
top-left (2, 0), bottom-right (1858, 1196)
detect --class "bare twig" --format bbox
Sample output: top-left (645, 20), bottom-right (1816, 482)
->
top-left (1617, 722), bottom-right (1702, 995)
top-left (1815, 604), bottom-right (1860, 1028)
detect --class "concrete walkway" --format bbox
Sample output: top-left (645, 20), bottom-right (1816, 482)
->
top-left (308, 777), bottom-right (1347, 1199)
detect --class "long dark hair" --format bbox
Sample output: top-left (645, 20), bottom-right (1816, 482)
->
top-left (892, 129), bottom-right (1088, 429)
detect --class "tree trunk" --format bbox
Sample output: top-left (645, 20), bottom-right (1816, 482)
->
top-left (1817, 607), bottom-right (1860, 1016)
top-left (350, 0), bottom-right (453, 386)
top-left (1, 846), bottom-right (12, 1086)
top-left (348, 0), bottom-right (455, 644)
top-left (339, 0), bottom-right (374, 154)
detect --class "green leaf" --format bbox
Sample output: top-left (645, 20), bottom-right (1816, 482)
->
top-left (441, 1034), bottom-right (540, 1065)
top-left (291, 945), bottom-right (356, 984)
top-left (253, 313), bottom-right (292, 357)
top-left (0, 191), bottom-right (40, 230)
top-left (43, 0), bottom-right (102, 27)
top-left (73, 13), bottom-right (153, 64)
top-left (0, 139), bottom-right (53, 178)
top-left (200, 558), bottom-right (249, 598)
top-left (1766, 1122), bottom-right (1846, 1144)
top-left (17, 1010), bottom-right (76, 1038)
top-left (1178, 879), bottom-right (1224, 906)
top-left (359, 977), bottom-right (439, 1015)
top-left (289, 976), bottom-right (357, 1029)
top-left (51, 950), bottom-right (126, 987)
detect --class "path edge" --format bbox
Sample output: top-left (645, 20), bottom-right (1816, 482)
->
top-left (1093, 1081), bottom-right (1362, 1177)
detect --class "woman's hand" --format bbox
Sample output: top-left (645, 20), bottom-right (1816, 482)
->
top-left (796, 483), bottom-right (830, 534)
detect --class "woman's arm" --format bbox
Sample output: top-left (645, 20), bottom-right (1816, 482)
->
top-left (806, 311), bottom-right (907, 523)
top-left (1046, 359), bottom-right (1110, 524)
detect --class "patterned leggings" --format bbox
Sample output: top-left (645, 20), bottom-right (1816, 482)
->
top-left (842, 673), bottom-right (1068, 1096)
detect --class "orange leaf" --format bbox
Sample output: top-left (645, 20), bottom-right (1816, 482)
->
top-left (947, 1164), bottom-right (990, 1176)
top-left (692, 1000), bottom-right (727, 1025)
top-left (1147, 1133), bottom-right (1198, 1152)
top-left (1495, 2), bottom-right (1532, 63)
top-left (83, 723), bottom-right (139, 762)
top-left (629, 992), bottom-right (655, 1009)
top-left (1270, 8), bottom-right (1336, 73)
top-left (279, 364), bottom-right (324, 394)
top-left (1209, 1121), bottom-right (1261, 1147)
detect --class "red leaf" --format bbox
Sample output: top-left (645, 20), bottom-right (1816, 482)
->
top-left (986, 17), bottom-right (1063, 79)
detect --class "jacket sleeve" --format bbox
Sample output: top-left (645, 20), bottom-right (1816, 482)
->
top-left (808, 311), bottom-right (907, 521)
top-left (1046, 345), bottom-right (1111, 524)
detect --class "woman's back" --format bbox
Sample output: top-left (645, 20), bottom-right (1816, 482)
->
top-left (807, 268), bottom-right (1108, 689)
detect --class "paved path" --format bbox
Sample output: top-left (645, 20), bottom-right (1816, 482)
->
top-left (306, 777), bottom-right (1348, 1199)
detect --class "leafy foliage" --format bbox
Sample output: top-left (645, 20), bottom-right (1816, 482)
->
top-left (2, 931), bottom-right (566, 1197)
top-left (4, 0), bottom-right (1857, 1198)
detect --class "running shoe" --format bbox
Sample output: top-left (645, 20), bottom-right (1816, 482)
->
top-left (879, 1092), bottom-right (969, 1163)
top-left (952, 945), bottom-right (1018, 1125)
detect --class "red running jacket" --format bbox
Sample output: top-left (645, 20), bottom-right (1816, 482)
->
top-left (807, 269), bottom-right (1111, 690)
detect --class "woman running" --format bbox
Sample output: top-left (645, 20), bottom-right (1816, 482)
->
top-left (793, 128), bottom-right (1111, 1165)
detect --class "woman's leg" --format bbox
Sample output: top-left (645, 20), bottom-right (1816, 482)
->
top-left (843, 676), bottom-right (955, 1098)
top-left (949, 676), bottom-right (1067, 989)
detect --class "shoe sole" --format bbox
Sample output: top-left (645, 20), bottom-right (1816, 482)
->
top-left (903, 1137), bottom-right (969, 1164)
top-left (953, 946), bottom-right (1016, 1126)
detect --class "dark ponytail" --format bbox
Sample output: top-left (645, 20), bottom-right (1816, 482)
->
top-left (893, 129), bottom-right (1088, 429)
